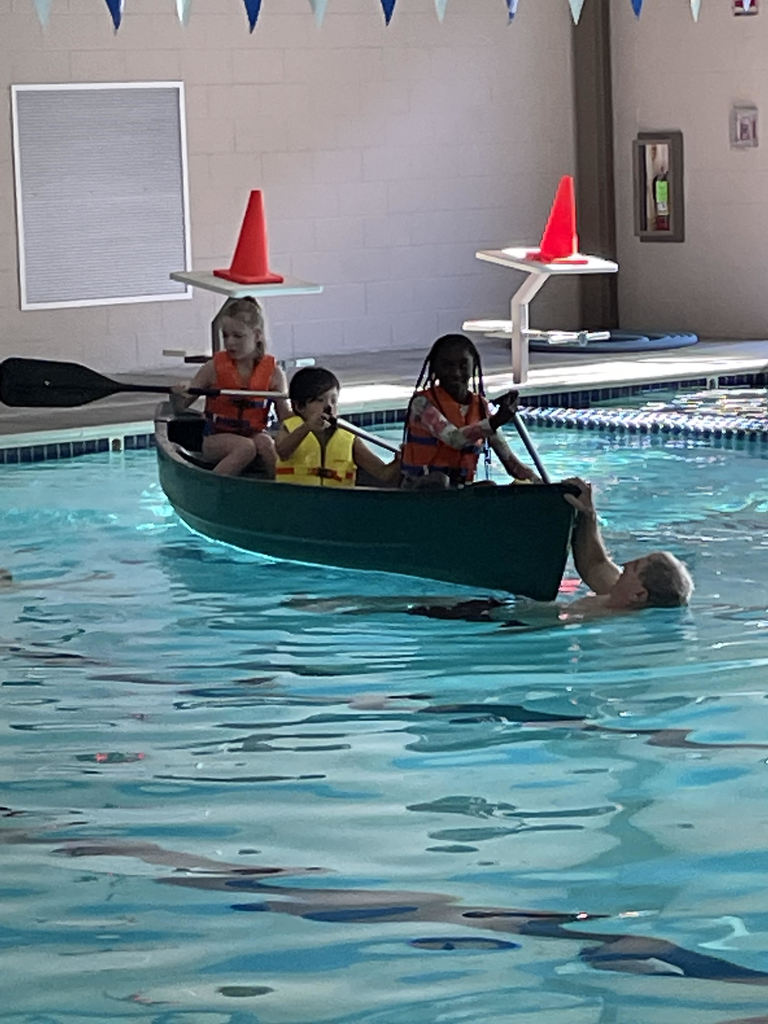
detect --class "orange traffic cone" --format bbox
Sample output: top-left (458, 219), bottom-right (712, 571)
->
top-left (214, 190), bottom-right (284, 284)
top-left (528, 175), bottom-right (587, 264)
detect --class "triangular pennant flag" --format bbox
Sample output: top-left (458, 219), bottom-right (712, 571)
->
top-left (630, 0), bottom-right (643, 15)
top-left (33, 0), bottom-right (53, 27)
top-left (690, 0), bottom-right (701, 18)
top-left (380, 0), bottom-right (396, 23)
top-left (176, 0), bottom-right (191, 24)
top-left (506, 0), bottom-right (519, 20)
top-left (308, 0), bottom-right (328, 26)
top-left (568, 0), bottom-right (586, 23)
top-left (243, 0), bottom-right (261, 31)
top-left (435, 0), bottom-right (448, 21)
top-left (744, 0), bottom-right (754, 9)
top-left (104, 0), bottom-right (122, 30)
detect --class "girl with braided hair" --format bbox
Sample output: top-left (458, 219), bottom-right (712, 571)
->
top-left (400, 333), bottom-right (538, 488)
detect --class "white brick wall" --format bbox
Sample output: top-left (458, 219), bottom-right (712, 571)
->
top-left (0, 0), bottom-right (577, 373)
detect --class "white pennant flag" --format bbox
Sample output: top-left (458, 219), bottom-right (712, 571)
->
top-left (435, 0), bottom-right (448, 20)
top-left (309, 0), bottom-right (328, 25)
top-left (33, 0), bottom-right (53, 26)
top-left (176, 0), bottom-right (191, 24)
top-left (568, 0), bottom-right (586, 23)
top-left (690, 0), bottom-right (701, 19)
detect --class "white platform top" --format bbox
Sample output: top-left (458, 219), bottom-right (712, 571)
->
top-left (476, 248), bottom-right (618, 276)
top-left (170, 270), bottom-right (324, 297)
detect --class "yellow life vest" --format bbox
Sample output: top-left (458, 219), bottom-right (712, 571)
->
top-left (275, 416), bottom-right (356, 487)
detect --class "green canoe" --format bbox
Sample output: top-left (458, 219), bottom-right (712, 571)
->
top-left (155, 410), bottom-right (576, 601)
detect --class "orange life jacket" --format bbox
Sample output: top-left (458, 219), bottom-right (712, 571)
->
top-left (204, 351), bottom-right (276, 436)
top-left (275, 417), bottom-right (356, 487)
top-left (401, 385), bottom-right (487, 484)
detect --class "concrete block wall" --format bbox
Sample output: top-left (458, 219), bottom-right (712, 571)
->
top-left (0, 0), bottom-right (577, 374)
top-left (612, 2), bottom-right (768, 340)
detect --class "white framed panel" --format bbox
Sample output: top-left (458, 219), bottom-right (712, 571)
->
top-left (12, 82), bottom-right (192, 310)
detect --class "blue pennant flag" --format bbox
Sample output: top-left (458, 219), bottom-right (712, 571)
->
top-left (380, 0), bottom-right (396, 23)
top-left (506, 0), bottom-right (519, 19)
top-left (34, 0), bottom-right (53, 27)
top-left (243, 0), bottom-right (262, 31)
top-left (104, 0), bottom-right (122, 29)
top-left (309, 0), bottom-right (328, 26)
top-left (631, 0), bottom-right (643, 15)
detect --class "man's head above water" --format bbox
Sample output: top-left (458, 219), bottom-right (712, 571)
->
top-left (605, 551), bottom-right (694, 610)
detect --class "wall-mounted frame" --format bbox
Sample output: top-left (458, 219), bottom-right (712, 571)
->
top-left (731, 105), bottom-right (758, 148)
top-left (633, 130), bottom-right (685, 243)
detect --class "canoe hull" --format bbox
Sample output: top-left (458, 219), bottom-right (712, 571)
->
top-left (155, 413), bottom-right (575, 600)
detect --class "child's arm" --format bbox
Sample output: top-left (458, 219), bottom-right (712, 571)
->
top-left (414, 395), bottom-right (491, 450)
top-left (274, 409), bottom-right (328, 460)
top-left (415, 392), bottom-right (519, 451)
top-left (488, 434), bottom-right (539, 482)
top-left (274, 420), bottom-right (310, 460)
top-left (353, 439), bottom-right (402, 486)
top-left (270, 364), bottom-right (291, 423)
top-left (170, 360), bottom-right (216, 413)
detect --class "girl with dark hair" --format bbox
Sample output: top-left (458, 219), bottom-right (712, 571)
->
top-left (274, 367), bottom-right (400, 488)
top-left (400, 333), bottom-right (538, 488)
top-left (171, 297), bottom-right (289, 476)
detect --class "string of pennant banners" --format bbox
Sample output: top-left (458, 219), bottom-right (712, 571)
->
top-left (31, 0), bottom-right (749, 33)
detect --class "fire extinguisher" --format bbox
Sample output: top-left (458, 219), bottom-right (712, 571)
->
top-left (653, 171), bottom-right (670, 231)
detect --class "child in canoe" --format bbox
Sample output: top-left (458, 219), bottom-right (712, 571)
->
top-left (171, 297), bottom-right (289, 476)
top-left (400, 333), bottom-right (539, 488)
top-left (275, 367), bottom-right (401, 487)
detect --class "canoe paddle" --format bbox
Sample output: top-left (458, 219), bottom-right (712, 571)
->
top-left (0, 357), bottom-right (285, 408)
top-left (487, 388), bottom-right (550, 485)
top-left (511, 412), bottom-right (550, 484)
top-left (0, 356), bottom-right (400, 456)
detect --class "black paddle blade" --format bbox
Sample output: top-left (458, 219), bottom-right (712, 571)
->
top-left (0, 357), bottom-right (128, 408)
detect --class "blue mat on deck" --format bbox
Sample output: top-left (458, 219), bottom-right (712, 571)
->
top-left (529, 330), bottom-right (699, 353)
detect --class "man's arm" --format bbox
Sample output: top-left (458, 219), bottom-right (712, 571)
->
top-left (563, 478), bottom-right (621, 595)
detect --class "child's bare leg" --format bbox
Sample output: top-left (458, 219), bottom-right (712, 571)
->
top-left (252, 432), bottom-right (277, 478)
top-left (202, 434), bottom-right (258, 476)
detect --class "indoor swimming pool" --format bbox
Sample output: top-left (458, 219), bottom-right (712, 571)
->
top-left (2, 424), bottom-right (768, 1023)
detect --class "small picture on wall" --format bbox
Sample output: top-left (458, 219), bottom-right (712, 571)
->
top-left (733, 0), bottom-right (758, 14)
top-left (731, 105), bottom-right (758, 147)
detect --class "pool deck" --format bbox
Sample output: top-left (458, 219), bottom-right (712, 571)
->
top-left (1, 336), bottom-right (767, 448)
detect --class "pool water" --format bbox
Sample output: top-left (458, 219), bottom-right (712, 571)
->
top-left (2, 427), bottom-right (768, 1023)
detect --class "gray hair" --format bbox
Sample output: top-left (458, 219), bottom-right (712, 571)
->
top-left (640, 552), bottom-right (694, 607)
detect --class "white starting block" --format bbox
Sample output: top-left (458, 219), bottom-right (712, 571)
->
top-left (471, 247), bottom-right (618, 383)
top-left (462, 319), bottom-right (611, 347)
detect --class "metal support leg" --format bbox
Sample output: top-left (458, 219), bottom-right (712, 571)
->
top-left (510, 271), bottom-right (548, 384)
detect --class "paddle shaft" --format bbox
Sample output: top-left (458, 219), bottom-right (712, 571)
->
top-left (511, 411), bottom-right (550, 484)
top-left (488, 388), bottom-right (550, 484)
top-left (333, 417), bottom-right (399, 455)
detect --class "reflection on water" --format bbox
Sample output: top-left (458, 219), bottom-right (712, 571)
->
top-left (1, 432), bottom-right (768, 1023)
